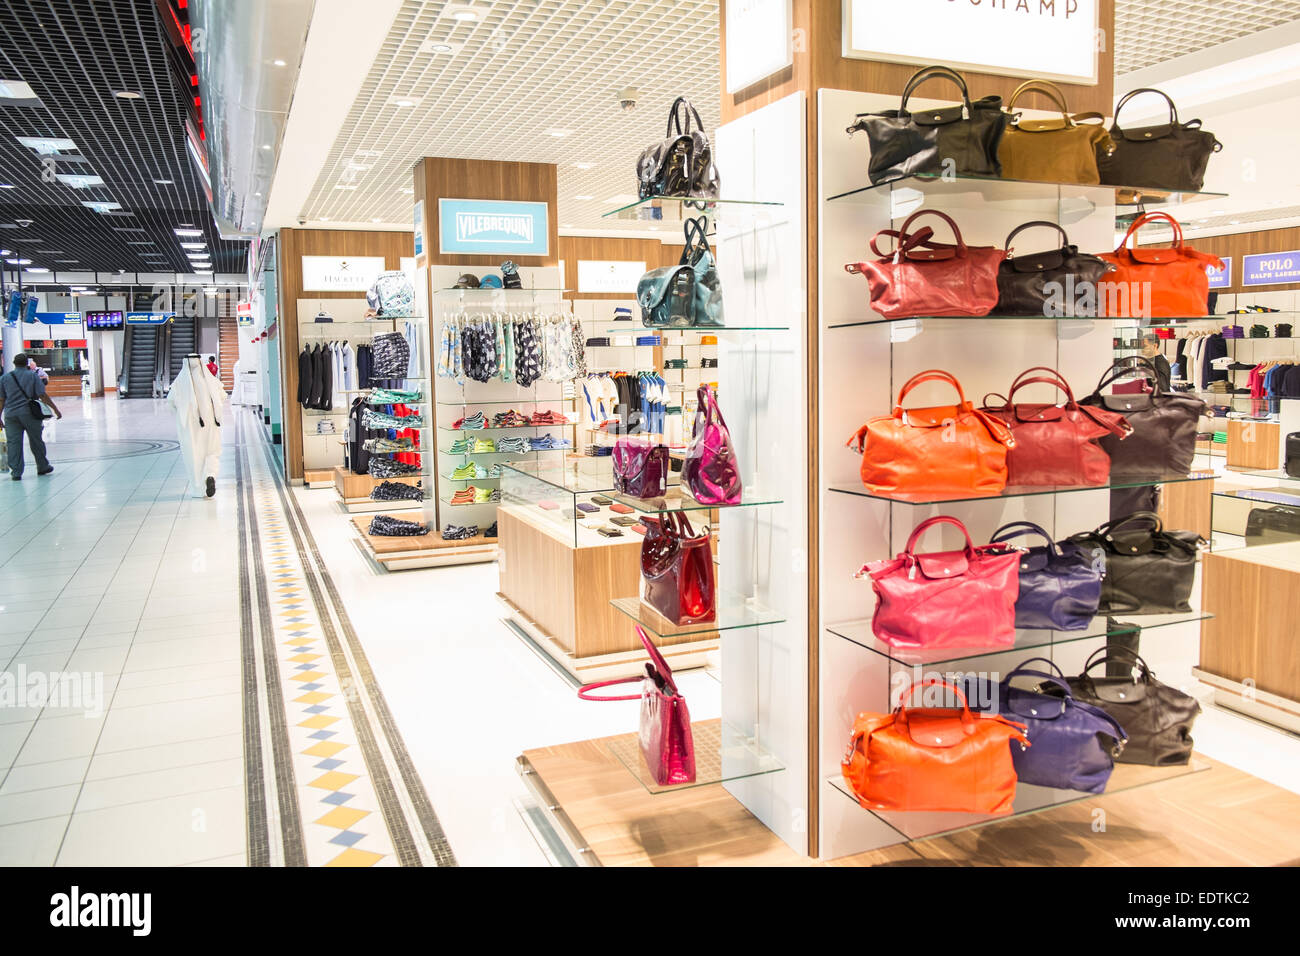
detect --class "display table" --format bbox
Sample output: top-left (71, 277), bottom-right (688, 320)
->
top-left (333, 465), bottom-right (425, 512)
top-left (349, 511), bottom-right (495, 571)
top-left (1197, 541), bottom-right (1300, 733)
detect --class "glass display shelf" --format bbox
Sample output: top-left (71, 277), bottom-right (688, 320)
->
top-left (434, 397), bottom-right (575, 407)
top-left (440, 472), bottom-right (503, 482)
top-left (826, 610), bottom-right (1210, 668)
top-left (608, 485), bottom-right (784, 514)
top-left (828, 471), bottom-right (1214, 506)
top-left (438, 446), bottom-right (568, 457)
top-left (437, 424), bottom-right (576, 434)
top-left (1209, 486), bottom-right (1300, 552)
top-left (827, 757), bottom-right (1210, 843)
top-left (827, 313), bottom-right (1239, 331)
top-left (610, 593), bottom-right (785, 639)
top-left (604, 325), bottom-right (788, 333)
top-left (601, 195), bottom-right (783, 221)
top-left (607, 718), bottom-right (784, 795)
top-left (826, 171), bottom-right (1226, 208)
top-left (440, 495), bottom-right (501, 506)
top-left (433, 287), bottom-right (571, 296)
top-left (1224, 466), bottom-right (1300, 482)
top-left (500, 458), bottom-right (617, 494)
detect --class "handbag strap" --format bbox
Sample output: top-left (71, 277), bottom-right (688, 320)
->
top-left (904, 515), bottom-right (976, 558)
top-left (895, 368), bottom-right (967, 409)
top-left (894, 678), bottom-right (974, 729)
top-left (1003, 220), bottom-right (1070, 254)
top-left (666, 96), bottom-right (705, 137)
top-left (1111, 87), bottom-right (1178, 134)
top-left (634, 624), bottom-right (678, 696)
top-left (893, 369), bottom-right (1016, 449)
top-left (863, 225), bottom-right (944, 261)
top-left (899, 65), bottom-right (973, 115)
top-left (576, 676), bottom-right (645, 702)
top-left (1006, 80), bottom-right (1072, 123)
top-left (895, 209), bottom-right (967, 261)
top-left (1009, 656), bottom-right (1067, 680)
top-left (1118, 211), bottom-right (1184, 256)
top-left (1082, 645), bottom-right (1152, 681)
top-left (696, 383), bottom-right (729, 434)
top-left (680, 216), bottom-right (711, 266)
top-left (990, 520), bottom-right (1060, 557)
top-left (1095, 510), bottom-right (1163, 539)
top-left (1094, 356), bottom-right (1162, 395)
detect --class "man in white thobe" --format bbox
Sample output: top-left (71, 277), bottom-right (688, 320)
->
top-left (167, 354), bottom-right (225, 498)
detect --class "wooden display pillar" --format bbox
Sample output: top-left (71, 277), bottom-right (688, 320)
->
top-left (1227, 419), bottom-right (1281, 470)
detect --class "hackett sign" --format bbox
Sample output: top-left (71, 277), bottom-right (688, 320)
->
top-left (300, 256), bottom-right (387, 292)
top-left (843, 0), bottom-right (1099, 85)
top-left (438, 198), bottom-right (550, 256)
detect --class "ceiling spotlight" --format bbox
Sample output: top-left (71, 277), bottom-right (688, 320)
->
top-left (261, 144), bottom-right (272, 150)
top-left (574, 195), bottom-right (594, 201)
top-left (273, 59), bottom-right (287, 67)
top-left (390, 97), bottom-right (418, 107)
top-left (153, 178), bottom-right (173, 185)
top-left (546, 128), bottom-right (571, 138)
top-left (354, 150), bottom-right (383, 157)
top-left (114, 90), bottom-right (143, 100)
top-left (174, 228), bottom-right (203, 237)
top-left (15, 218), bottom-right (33, 226)
top-left (1229, 219), bottom-right (1242, 225)
top-left (399, 187), bottom-right (414, 195)
top-left (573, 163), bottom-right (594, 170)
top-left (445, 3), bottom-right (480, 20)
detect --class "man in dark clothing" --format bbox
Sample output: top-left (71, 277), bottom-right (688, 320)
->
top-left (1140, 333), bottom-right (1171, 392)
top-left (0, 352), bottom-right (63, 479)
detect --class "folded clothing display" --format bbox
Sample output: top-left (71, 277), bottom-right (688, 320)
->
top-left (472, 437), bottom-right (496, 453)
top-left (452, 411), bottom-right (487, 430)
top-left (441, 524), bottom-right (479, 541)
top-left (492, 409), bottom-right (530, 428)
top-left (370, 331), bottom-right (411, 379)
top-left (529, 409), bottom-right (570, 425)
top-left (449, 487), bottom-right (479, 504)
top-left (613, 306), bottom-right (633, 322)
top-left (446, 436), bottom-right (470, 455)
top-left (363, 437), bottom-right (416, 453)
top-left (1250, 325), bottom-right (1269, 338)
top-left (368, 514), bottom-right (428, 537)
top-left (528, 433), bottom-right (572, 450)
top-left (367, 458), bottom-right (421, 478)
top-left (494, 436), bottom-right (528, 454)
top-left (316, 420), bottom-right (336, 435)
top-left (368, 388), bottom-right (422, 404)
top-left (700, 357), bottom-right (718, 369)
top-left (586, 337), bottom-right (611, 347)
top-left (586, 444), bottom-right (613, 456)
top-left (369, 480), bottom-right (424, 502)
top-left (362, 409), bottom-right (424, 430)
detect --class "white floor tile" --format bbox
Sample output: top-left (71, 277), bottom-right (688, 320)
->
top-left (14, 713), bottom-right (108, 766)
top-left (75, 757), bottom-right (243, 813)
top-left (0, 783), bottom-right (82, 825)
top-left (96, 694), bottom-right (241, 753)
top-left (0, 756), bottom-right (91, 794)
top-left (0, 815), bottom-right (68, 866)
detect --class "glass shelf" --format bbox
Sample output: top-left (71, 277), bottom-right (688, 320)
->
top-left (826, 171), bottom-right (1226, 208)
top-left (438, 424), bottom-right (576, 434)
top-left (607, 719), bottom-right (784, 795)
top-left (434, 397), bottom-right (575, 407)
top-left (828, 471), bottom-right (1214, 506)
top-left (827, 757), bottom-right (1210, 843)
top-left (433, 288), bottom-right (571, 296)
top-left (608, 485), bottom-right (784, 514)
top-left (604, 325), bottom-right (787, 333)
top-left (441, 472), bottom-right (504, 482)
top-left (610, 593), bottom-right (785, 639)
top-left (601, 195), bottom-right (783, 221)
top-left (1225, 467), bottom-right (1300, 483)
top-left (440, 495), bottom-right (501, 506)
top-left (438, 446), bottom-right (568, 457)
top-left (500, 459), bottom-right (616, 494)
top-left (826, 610), bottom-right (1210, 668)
top-left (827, 314), bottom-right (1229, 331)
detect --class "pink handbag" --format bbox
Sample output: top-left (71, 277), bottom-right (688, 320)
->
top-left (641, 512), bottom-right (716, 625)
top-left (613, 437), bottom-right (669, 498)
top-left (578, 625), bottom-right (696, 785)
top-left (681, 385), bottom-right (742, 504)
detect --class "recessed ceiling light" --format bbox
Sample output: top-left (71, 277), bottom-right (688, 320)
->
top-left (561, 223), bottom-right (573, 228)
top-left (273, 59), bottom-right (287, 67)
top-left (16, 135), bottom-right (77, 154)
top-left (574, 195), bottom-right (594, 201)
top-left (180, 242), bottom-right (207, 250)
top-left (446, 4), bottom-right (480, 20)
top-left (0, 80), bottom-right (37, 99)
top-left (390, 97), bottom-right (419, 107)
top-left (546, 128), bottom-right (571, 137)
top-left (261, 144), bottom-right (272, 150)
top-left (371, 217), bottom-right (382, 223)
top-left (1230, 219), bottom-right (1241, 225)
top-left (82, 200), bottom-right (122, 213)
top-left (114, 90), bottom-right (143, 100)
top-left (174, 228), bottom-right (203, 237)
top-left (399, 187), bottom-right (414, 195)
top-left (320, 217), bottom-right (330, 222)
top-left (419, 39), bottom-right (463, 55)
top-left (0, 184), bottom-right (14, 190)
top-left (354, 150), bottom-right (382, 157)
top-left (26, 266), bottom-right (49, 273)
top-left (5, 258), bottom-right (32, 265)
top-left (153, 178), bottom-right (173, 185)
top-left (334, 184), bottom-right (358, 190)
top-left (573, 163), bottom-right (594, 170)
top-left (254, 192), bottom-right (262, 197)
top-left (56, 173), bottom-right (105, 188)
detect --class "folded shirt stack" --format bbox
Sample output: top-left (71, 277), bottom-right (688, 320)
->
top-left (449, 487), bottom-right (479, 504)
top-left (363, 437), bottom-right (416, 453)
top-left (363, 409), bottom-right (424, 430)
top-left (368, 458), bottom-right (420, 478)
top-left (494, 436), bottom-right (528, 453)
top-left (529, 409), bottom-right (569, 425)
top-left (441, 524), bottom-right (479, 541)
top-left (368, 514), bottom-right (428, 536)
top-left (369, 480), bottom-right (424, 502)
top-left (368, 388), bottom-right (422, 404)
top-left (472, 437), bottom-right (496, 453)
top-left (446, 437), bottom-right (471, 454)
top-left (452, 411), bottom-right (487, 430)
top-left (528, 433), bottom-right (571, 451)
top-left (492, 409), bottom-right (530, 428)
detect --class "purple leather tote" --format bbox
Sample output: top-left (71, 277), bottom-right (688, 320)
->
top-left (990, 521), bottom-right (1101, 631)
top-left (613, 437), bottom-right (668, 498)
top-left (962, 658), bottom-right (1128, 794)
top-left (681, 385), bottom-right (742, 505)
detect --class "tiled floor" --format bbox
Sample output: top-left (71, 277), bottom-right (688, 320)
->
top-left (3, 395), bottom-right (1297, 867)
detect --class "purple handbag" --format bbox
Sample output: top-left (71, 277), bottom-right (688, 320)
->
top-left (681, 385), bottom-right (742, 505)
top-left (613, 437), bottom-right (668, 498)
top-left (990, 521), bottom-right (1101, 631)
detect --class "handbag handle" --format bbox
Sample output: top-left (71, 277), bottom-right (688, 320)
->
top-left (667, 96), bottom-right (705, 137)
top-left (1081, 645), bottom-right (1152, 681)
top-left (1093, 356), bottom-right (1163, 396)
top-left (680, 216), bottom-right (711, 266)
top-left (882, 368), bottom-right (1015, 450)
top-left (990, 520), bottom-right (1062, 558)
top-left (895, 208), bottom-right (967, 261)
top-left (894, 678), bottom-right (975, 731)
top-left (577, 676), bottom-right (645, 702)
top-left (1003, 220), bottom-right (1070, 254)
top-left (1117, 211), bottom-right (1184, 256)
top-left (904, 515), bottom-right (977, 559)
top-left (695, 383), bottom-right (730, 434)
top-left (1002, 365), bottom-right (1134, 438)
top-left (1111, 87), bottom-right (1179, 134)
top-left (1009, 656), bottom-right (1068, 680)
top-left (1006, 80), bottom-right (1072, 124)
top-left (899, 65), bottom-right (974, 115)
top-left (894, 368), bottom-right (968, 411)
top-left (1094, 510), bottom-right (1164, 539)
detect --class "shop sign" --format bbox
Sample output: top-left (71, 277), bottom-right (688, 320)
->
top-left (413, 200), bottom-right (425, 257)
top-left (300, 255), bottom-right (387, 292)
top-left (236, 301), bottom-right (254, 328)
top-left (842, 0), bottom-right (1099, 85)
top-left (1242, 250), bottom-right (1300, 287)
top-left (725, 0), bottom-right (793, 93)
top-left (438, 198), bottom-right (550, 256)
top-left (577, 260), bottom-right (647, 294)
top-left (125, 312), bottom-right (174, 325)
top-left (32, 312), bottom-right (82, 325)
top-left (1206, 258), bottom-right (1231, 289)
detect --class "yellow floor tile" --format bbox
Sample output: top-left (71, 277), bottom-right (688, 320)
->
top-left (295, 691), bottom-right (332, 705)
top-left (325, 847), bottom-right (384, 867)
top-left (315, 806), bottom-right (370, 830)
top-left (297, 714), bottom-right (339, 729)
top-left (302, 740), bottom-right (347, 758)
top-left (288, 653), bottom-right (320, 663)
top-left (308, 771), bottom-right (359, 791)
top-left (292, 671), bottom-right (326, 682)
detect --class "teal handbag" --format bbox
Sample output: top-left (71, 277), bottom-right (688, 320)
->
top-left (637, 217), bottom-right (725, 329)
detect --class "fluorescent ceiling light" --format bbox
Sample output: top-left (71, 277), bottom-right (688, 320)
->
top-left (546, 128), bottom-right (571, 137)
top-left (16, 135), bottom-right (77, 154)
top-left (54, 259), bottom-right (78, 263)
top-left (153, 178), bottom-right (173, 185)
top-left (0, 80), bottom-right (37, 99)
top-left (56, 173), bottom-right (105, 188)
top-left (114, 90), bottom-right (143, 100)
top-left (26, 267), bottom-right (49, 273)
top-left (174, 228), bottom-right (203, 237)
top-left (127, 241), bottom-right (155, 246)
top-left (180, 242), bottom-right (207, 250)
top-left (0, 184), bottom-right (14, 189)
top-left (574, 195), bottom-right (594, 201)
top-left (82, 200), bottom-right (122, 213)
top-left (5, 258), bottom-right (32, 265)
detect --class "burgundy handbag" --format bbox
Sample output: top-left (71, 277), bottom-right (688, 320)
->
top-left (578, 624), bottom-right (695, 786)
top-left (857, 516), bottom-right (1019, 649)
top-left (613, 437), bottom-right (668, 498)
top-left (845, 209), bottom-right (1005, 319)
top-left (681, 385), bottom-right (742, 505)
top-left (982, 367), bottom-right (1133, 486)
top-left (641, 512), bottom-right (716, 625)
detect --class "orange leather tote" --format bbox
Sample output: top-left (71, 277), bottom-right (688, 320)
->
top-left (847, 370), bottom-right (1016, 497)
top-left (1098, 211), bottom-right (1224, 318)
top-left (842, 679), bottom-right (1029, 814)
top-left (997, 80), bottom-right (1114, 185)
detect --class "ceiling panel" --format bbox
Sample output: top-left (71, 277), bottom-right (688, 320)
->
top-left (0, 0), bottom-right (247, 277)
top-left (1115, 0), bottom-right (1300, 75)
top-left (298, 0), bottom-right (720, 233)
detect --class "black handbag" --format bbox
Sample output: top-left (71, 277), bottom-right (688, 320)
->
top-left (636, 97), bottom-right (720, 201)
top-left (1097, 88), bottom-right (1222, 192)
top-left (1067, 511), bottom-right (1202, 615)
top-left (1067, 648), bottom-right (1200, 766)
top-left (847, 65), bottom-right (1008, 185)
top-left (1244, 505), bottom-right (1300, 546)
top-left (995, 221), bottom-right (1112, 316)
top-left (1286, 432), bottom-right (1300, 478)
top-left (1079, 357), bottom-right (1205, 481)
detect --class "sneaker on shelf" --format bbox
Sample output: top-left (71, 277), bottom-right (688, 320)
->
top-left (441, 523), bottom-right (479, 541)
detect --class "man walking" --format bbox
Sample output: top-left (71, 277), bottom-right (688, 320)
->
top-left (0, 352), bottom-right (62, 480)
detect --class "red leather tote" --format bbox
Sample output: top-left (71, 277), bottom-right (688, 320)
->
top-left (982, 367), bottom-right (1133, 486)
top-left (858, 516), bottom-right (1020, 649)
top-left (1098, 212), bottom-right (1223, 318)
top-left (848, 370), bottom-right (1016, 497)
top-left (845, 209), bottom-right (1005, 319)
top-left (842, 679), bottom-right (1029, 814)
top-left (641, 512), bottom-right (716, 625)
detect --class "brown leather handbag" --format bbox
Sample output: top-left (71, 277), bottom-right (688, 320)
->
top-left (848, 369), bottom-right (1016, 498)
top-left (997, 81), bottom-right (1114, 185)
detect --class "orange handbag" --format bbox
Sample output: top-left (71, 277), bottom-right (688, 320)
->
top-left (847, 369), bottom-right (1016, 497)
top-left (1098, 211), bottom-right (1224, 318)
top-left (842, 679), bottom-right (1029, 814)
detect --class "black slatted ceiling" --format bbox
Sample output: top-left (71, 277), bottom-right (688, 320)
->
top-left (0, 0), bottom-right (246, 275)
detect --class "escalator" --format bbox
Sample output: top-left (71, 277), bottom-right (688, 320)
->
top-left (168, 317), bottom-right (196, 383)
top-left (122, 325), bottom-right (161, 399)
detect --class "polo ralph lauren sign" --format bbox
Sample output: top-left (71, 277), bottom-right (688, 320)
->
top-left (438, 198), bottom-right (550, 256)
top-left (843, 0), bottom-right (1099, 85)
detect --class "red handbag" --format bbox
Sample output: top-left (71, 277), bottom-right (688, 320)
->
top-left (1098, 211), bottom-right (1224, 318)
top-left (848, 369), bottom-right (1016, 497)
top-left (982, 366), bottom-right (1132, 486)
top-left (857, 515), bottom-right (1019, 648)
top-left (842, 679), bottom-right (1028, 814)
top-left (845, 209), bottom-right (1005, 319)
top-left (578, 624), bottom-right (695, 786)
top-left (641, 512), bottom-right (716, 625)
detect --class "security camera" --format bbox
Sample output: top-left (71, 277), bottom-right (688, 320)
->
top-left (617, 88), bottom-right (640, 112)
top-left (297, 217), bottom-right (307, 226)
top-left (15, 218), bottom-right (33, 227)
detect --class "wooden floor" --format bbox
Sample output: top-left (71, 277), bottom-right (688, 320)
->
top-left (521, 731), bottom-right (1300, 867)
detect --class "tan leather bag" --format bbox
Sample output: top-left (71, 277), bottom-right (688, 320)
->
top-left (998, 81), bottom-right (1114, 185)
